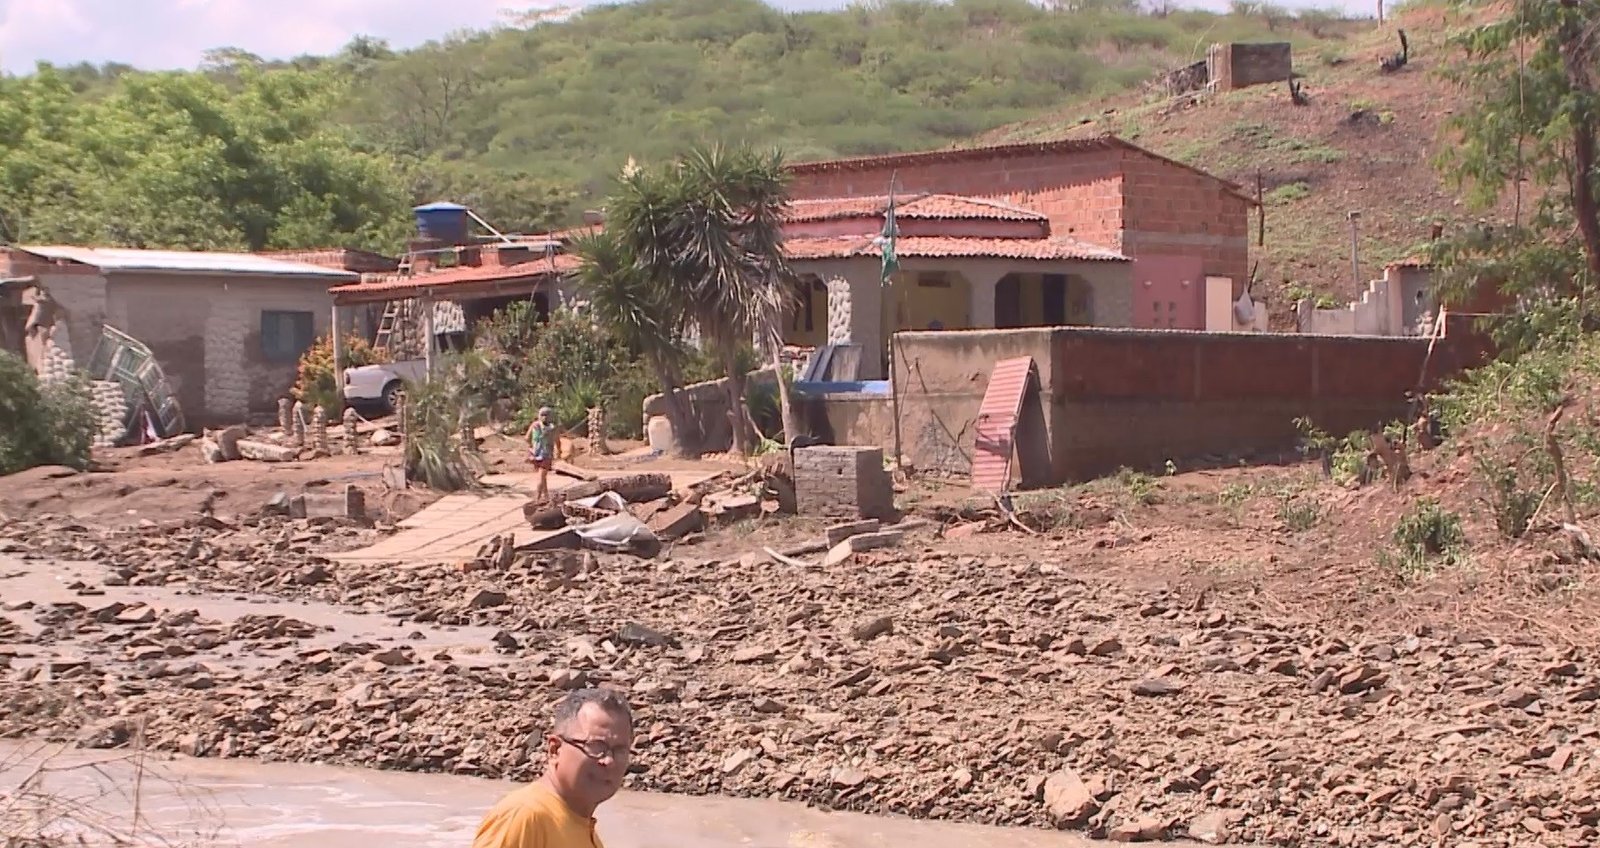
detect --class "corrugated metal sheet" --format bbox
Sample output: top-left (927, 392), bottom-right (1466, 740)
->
top-left (971, 356), bottom-right (1037, 494)
top-left (19, 245), bottom-right (357, 280)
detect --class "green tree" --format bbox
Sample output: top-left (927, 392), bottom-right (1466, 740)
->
top-left (607, 142), bottom-right (795, 454)
top-left (570, 227), bottom-right (701, 455)
top-left (1434, 0), bottom-right (1600, 341)
top-left (0, 67), bottom-right (409, 252)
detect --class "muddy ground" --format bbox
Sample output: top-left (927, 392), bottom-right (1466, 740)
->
top-left (2, 438), bottom-right (1599, 847)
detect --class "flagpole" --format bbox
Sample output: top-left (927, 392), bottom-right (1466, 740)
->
top-left (884, 171), bottom-right (903, 470)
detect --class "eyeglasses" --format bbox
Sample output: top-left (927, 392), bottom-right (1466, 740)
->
top-left (558, 736), bottom-right (631, 763)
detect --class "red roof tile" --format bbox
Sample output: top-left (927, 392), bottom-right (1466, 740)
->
top-left (786, 194), bottom-right (1045, 223)
top-left (784, 235), bottom-right (1126, 262)
top-left (329, 254), bottom-right (579, 300)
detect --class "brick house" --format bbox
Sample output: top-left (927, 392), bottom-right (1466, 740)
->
top-left (780, 134), bottom-right (1257, 378)
top-left (0, 245), bottom-right (357, 426)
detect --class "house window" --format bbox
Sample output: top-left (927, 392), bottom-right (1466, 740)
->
top-left (260, 310), bottom-right (315, 363)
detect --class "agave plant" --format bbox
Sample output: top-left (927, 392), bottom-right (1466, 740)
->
top-left (605, 142), bottom-right (798, 454)
top-left (402, 351), bottom-right (489, 492)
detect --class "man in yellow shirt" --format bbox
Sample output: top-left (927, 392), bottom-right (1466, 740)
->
top-left (472, 688), bottom-right (635, 848)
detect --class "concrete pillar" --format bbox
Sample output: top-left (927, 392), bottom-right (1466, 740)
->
top-left (421, 296), bottom-right (435, 380)
top-left (330, 303), bottom-right (345, 413)
top-left (825, 275), bottom-right (853, 345)
top-left (965, 266), bottom-right (1005, 329)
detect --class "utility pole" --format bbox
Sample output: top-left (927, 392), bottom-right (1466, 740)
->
top-left (1347, 211), bottom-right (1363, 291)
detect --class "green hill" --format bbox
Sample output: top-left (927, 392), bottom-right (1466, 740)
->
top-left (0, 0), bottom-right (1366, 251)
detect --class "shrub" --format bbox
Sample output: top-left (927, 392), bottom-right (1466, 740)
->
top-left (1276, 492), bottom-right (1323, 531)
top-left (293, 335), bottom-right (388, 418)
top-left (403, 352), bottom-right (486, 492)
top-left (0, 351), bottom-right (97, 474)
top-left (511, 307), bottom-right (634, 422)
top-left (1475, 455), bottom-right (1541, 539)
top-left (1384, 497), bottom-right (1466, 579)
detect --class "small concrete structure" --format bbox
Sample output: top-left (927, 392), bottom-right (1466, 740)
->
top-left (794, 445), bottom-right (896, 521)
top-left (1296, 262), bottom-right (1438, 337)
top-left (1149, 42), bottom-right (1293, 96)
top-left (1209, 42), bottom-right (1293, 91)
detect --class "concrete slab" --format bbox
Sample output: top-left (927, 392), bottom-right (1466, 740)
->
top-left (336, 469), bottom-right (723, 564)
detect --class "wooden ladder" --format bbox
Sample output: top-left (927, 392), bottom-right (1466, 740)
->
top-left (374, 253), bottom-right (419, 352)
top-left (373, 300), bottom-right (403, 352)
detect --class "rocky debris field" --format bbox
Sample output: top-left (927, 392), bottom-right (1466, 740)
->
top-left (2, 513), bottom-right (1599, 847)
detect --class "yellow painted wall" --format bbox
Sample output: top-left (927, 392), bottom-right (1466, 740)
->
top-left (1003, 273), bottom-right (1097, 327)
top-left (885, 270), bottom-right (971, 335)
top-left (783, 278), bottom-right (829, 347)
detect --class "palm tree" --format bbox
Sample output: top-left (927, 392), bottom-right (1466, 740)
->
top-left (569, 227), bottom-right (702, 456)
top-left (607, 142), bottom-right (797, 455)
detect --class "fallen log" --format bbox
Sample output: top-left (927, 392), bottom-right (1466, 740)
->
top-left (236, 439), bottom-right (299, 463)
top-left (551, 473), bottom-right (672, 506)
top-left (525, 504), bottom-right (569, 530)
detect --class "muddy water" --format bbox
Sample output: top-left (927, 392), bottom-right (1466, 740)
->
top-left (0, 554), bottom-right (507, 670)
top-left (1, 741), bottom-right (1200, 848)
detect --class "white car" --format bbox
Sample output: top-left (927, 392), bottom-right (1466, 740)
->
top-left (343, 360), bottom-right (427, 413)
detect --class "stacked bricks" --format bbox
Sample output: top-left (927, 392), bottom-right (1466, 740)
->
top-left (90, 381), bottom-right (128, 447)
top-left (311, 406), bottom-right (329, 454)
top-left (588, 406), bottom-right (610, 455)
top-left (343, 407), bottom-right (359, 453)
top-left (794, 445), bottom-right (896, 521)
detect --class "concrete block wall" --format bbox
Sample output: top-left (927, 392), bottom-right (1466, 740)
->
top-left (824, 325), bottom-right (1498, 485)
top-left (1296, 267), bottom-right (1425, 337)
top-left (1209, 42), bottom-right (1293, 91)
top-left (204, 298), bottom-right (253, 420)
top-left (793, 445), bottom-right (895, 520)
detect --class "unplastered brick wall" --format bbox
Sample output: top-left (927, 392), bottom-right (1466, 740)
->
top-left (787, 144), bottom-right (1251, 279)
top-left (1051, 325), bottom-right (1490, 479)
top-left (1118, 150), bottom-right (1252, 284)
top-left (789, 148), bottom-right (1128, 250)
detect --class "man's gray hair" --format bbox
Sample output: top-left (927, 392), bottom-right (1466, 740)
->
top-left (552, 687), bottom-right (634, 734)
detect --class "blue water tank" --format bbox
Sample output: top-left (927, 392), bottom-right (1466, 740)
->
top-left (413, 202), bottom-right (470, 244)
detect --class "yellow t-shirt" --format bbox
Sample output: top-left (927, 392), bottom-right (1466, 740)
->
top-left (471, 781), bottom-right (605, 848)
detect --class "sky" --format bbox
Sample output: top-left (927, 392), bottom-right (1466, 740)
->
top-left (0, 0), bottom-right (1373, 75)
